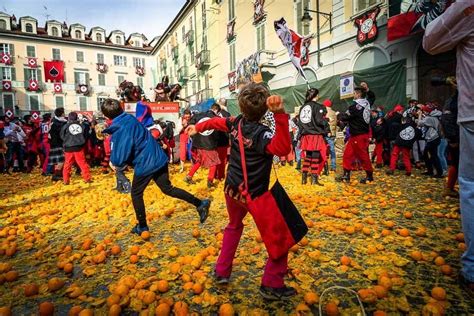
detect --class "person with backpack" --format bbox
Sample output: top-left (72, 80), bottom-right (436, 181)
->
top-left (417, 105), bottom-right (444, 178)
top-left (60, 112), bottom-right (91, 184)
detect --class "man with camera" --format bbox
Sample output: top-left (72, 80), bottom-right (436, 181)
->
top-left (423, 0), bottom-right (474, 296)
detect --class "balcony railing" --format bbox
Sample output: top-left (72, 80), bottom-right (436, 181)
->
top-left (197, 88), bottom-right (213, 102)
top-left (172, 46), bottom-right (179, 61)
top-left (195, 50), bottom-right (210, 70)
top-left (185, 29), bottom-right (194, 46)
top-left (177, 66), bottom-right (189, 84)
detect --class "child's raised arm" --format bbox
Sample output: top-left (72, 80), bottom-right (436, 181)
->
top-left (186, 117), bottom-right (230, 136)
top-left (265, 95), bottom-right (291, 157)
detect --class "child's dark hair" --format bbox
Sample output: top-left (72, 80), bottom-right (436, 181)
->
top-left (305, 88), bottom-right (319, 103)
top-left (354, 87), bottom-right (367, 98)
top-left (101, 98), bottom-right (124, 119)
top-left (238, 82), bottom-right (270, 122)
top-left (54, 107), bottom-right (65, 117)
top-left (211, 103), bottom-right (221, 113)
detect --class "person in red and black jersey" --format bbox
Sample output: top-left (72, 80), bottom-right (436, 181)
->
top-left (386, 117), bottom-right (421, 176)
top-left (297, 88), bottom-right (328, 186)
top-left (337, 87), bottom-right (374, 183)
top-left (211, 102), bottom-right (231, 181)
top-left (186, 83), bottom-right (295, 301)
top-left (185, 110), bottom-right (220, 188)
top-left (179, 110), bottom-right (192, 173)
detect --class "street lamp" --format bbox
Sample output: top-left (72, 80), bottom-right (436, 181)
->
top-left (301, 1), bottom-right (332, 67)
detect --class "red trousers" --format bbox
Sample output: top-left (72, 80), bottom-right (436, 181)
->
top-left (280, 145), bottom-right (295, 162)
top-left (188, 163), bottom-right (216, 182)
top-left (216, 146), bottom-right (228, 180)
top-left (373, 141), bottom-right (384, 165)
top-left (215, 195), bottom-right (288, 288)
top-left (63, 150), bottom-right (91, 183)
top-left (390, 145), bottom-right (412, 173)
top-left (342, 134), bottom-right (373, 171)
top-left (41, 142), bottom-right (50, 173)
top-left (179, 133), bottom-right (188, 161)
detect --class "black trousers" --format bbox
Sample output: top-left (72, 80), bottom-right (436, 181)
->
top-left (131, 165), bottom-right (201, 227)
top-left (6, 142), bottom-right (24, 170)
top-left (424, 138), bottom-right (443, 175)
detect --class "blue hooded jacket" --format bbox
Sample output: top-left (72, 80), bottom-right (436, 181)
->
top-left (135, 101), bottom-right (154, 127)
top-left (104, 112), bottom-right (168, 177)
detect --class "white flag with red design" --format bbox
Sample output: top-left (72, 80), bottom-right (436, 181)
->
top-left (2, 80), bottom-right (12, 91)
top-left (53, 82), bottom-right (62, 93)
top-left (27, 57), bottom-right (38, 68)
top-left (0, 53), bottom-right (12, 65)
top-left (274, 18), bottom-right (310, 84)
top-left (29, 79), bottom-right (39, 91)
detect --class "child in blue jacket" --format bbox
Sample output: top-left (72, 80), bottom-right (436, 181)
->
top-left (102, 98), bottom-right (210, 235)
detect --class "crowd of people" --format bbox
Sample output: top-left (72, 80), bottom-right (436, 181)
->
top-left (1, 0), bottom-right (473, 302)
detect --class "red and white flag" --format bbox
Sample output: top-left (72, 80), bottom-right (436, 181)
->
top-left (31, 111), bottom-right (41, 122)
top-left (27, 57), bottom-right (38, 68)
top-left (274, 18), bottom-right (311, 84)
top-left (0, 53), bottom-right (12, 65)
top-left (29, 79), bottom-right (39, 91)
top-left (44, 60), bottom-right (64, 82)
top-left (2, 80), bottom-right (12, 91)
top-left (53, 82), bottom-right (62, 93)
top-left (5, 109), bottom-right (14, 119)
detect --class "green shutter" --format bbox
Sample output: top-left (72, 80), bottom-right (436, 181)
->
top-left (37, 69), bottom-right (42, 83)
top-left (124, 56), bottom-right (127, 66)
top-left (74, 72), bottom-right (80, 85)
top-left (85, 73), bottom-right (90, 85)
top-left (11, 68), bottom-right (16, 81)
top-left (24, 68), bottom-right (29, 86)
top-left (297, 1), bottom-right (303, 35)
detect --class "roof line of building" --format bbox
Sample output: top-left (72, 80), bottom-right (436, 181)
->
top-left (150, 0), bottom-right (196, 55)
top-left (0, 31), bottom-right (152, 54)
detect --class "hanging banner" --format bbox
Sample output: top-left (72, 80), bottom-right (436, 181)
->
top-left (228, 71), bottom-right (237, 92)
top-left (387, 0), bottom-right (449, 42)
top-left (44, 60), bottom-right (65, 82)
top-left (28, 79), bottom-right (39, 91)
top-left (124, 102), bottom-right (179, 114)
top-left (0, 53), bottom-right (12, 65)
top-left (2, 80), bottom-right (12, 91)
top-left (235, 52), bottom-right (262, 85)
top-left (274, 17), bottom-right (311, 83)
top-left (354, 6), bottom-right (381, 46)
top-left (27, 57), bottom-right (38, 68)
top-left (53, 82), bottom-right (62, 93)
top-left (340, 73), bottom-right (354, 99)
top-left (253, 0), bottom-right (267, 25)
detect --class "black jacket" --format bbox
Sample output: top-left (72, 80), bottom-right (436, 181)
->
top-left (49, 117), bottom-right (67, 148)
top-left (366, 90), bottom-right (376, 107)
top-left (298, 101), bottom-right (327, 136)
top-left (60, 121), bottom-right (86, 152)
top-left (395, 121), bottom-right (421, 148)
top-left (372, 123), bottom-right (386, 143)
top-left (338, 99), bottom-right (371, 136)
top-left (216, 109), bottom-right (231, 147)
top-left (189, 111), bottom-right (218, 150)
top-left (386, 112), bottom-right (403, 141)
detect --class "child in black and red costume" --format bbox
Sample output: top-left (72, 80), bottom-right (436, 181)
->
top-left (297, 88), bottom-right (328, 186)
top-left (337, 87), bottom-right (374, 183)
top-left (186, 83), bottom-right (294, 301)
top-left (387, 117), bottom-right (421, 176)
top-left (185, 110), bottom-right (221, 188)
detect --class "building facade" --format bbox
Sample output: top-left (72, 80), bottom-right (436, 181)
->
top-left (154, 0), bottom-right (455, 113)
top-left (0, 12), bottom-right (158, 116)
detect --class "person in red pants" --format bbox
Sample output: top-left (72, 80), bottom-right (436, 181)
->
top-left (387, 117), bottom-right (420, 176)
top-left (186, 83), bottom-right (295, 300)
top-left (336, 87), bottom-right (374, 183)
top-left (179, 110), bottom-right (192, 173)
top-left (60, 112), bottom-right (91, 184)
top-left (185, 110), bottom-right (220, 188)
top-left (210, 103), bottom-right (231, 181)
top-left (371, 116), bottom-right (386, 168)
top-left (40, 114), bottom-right (52, 175)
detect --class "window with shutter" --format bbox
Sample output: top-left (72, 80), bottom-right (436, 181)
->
top-left (97, 53), bottom-right (105, 64)
top-left (118, 75), bottom-right (125, 85)
top-left (79, 96), bottom-right (88, 111)
top-left (98, 74), bottom-right (105, 86)
top-left (229, 43), bottom-right (236, 71)
top-left (76, 51), bottom-right (84, 62)
top-left (55, 96), bottom-right (64, 108)
top-left (52, 48), bottom-right (61, 60)
top-left (256, 23), bottom-right (265, 51)
top-left (3, 94), bottom-right (14, 108)
top-left (29, 95), bottom-right (40, 110)
top-left (137, 77), bottom-right (143, 88)
top-left (1, 67), bottom-right (12, 80)
top-left (11, 68), bottom-right (16, 81)
top-left (26, 46), bottom-right (36, 57)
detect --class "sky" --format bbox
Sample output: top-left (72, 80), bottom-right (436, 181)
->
top-left (1, 0), bottom-right (187, 40)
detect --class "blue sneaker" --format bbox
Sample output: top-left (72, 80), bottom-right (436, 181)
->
top-left (197, 199), bottom-right (210, 224)
top-left (131, 224), bottom-right (149, 235)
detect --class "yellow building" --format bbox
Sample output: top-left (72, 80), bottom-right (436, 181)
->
top-left (154, 0), bottom-right (454, 113)
top-left (0, 12), bottom-right (157, 117)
